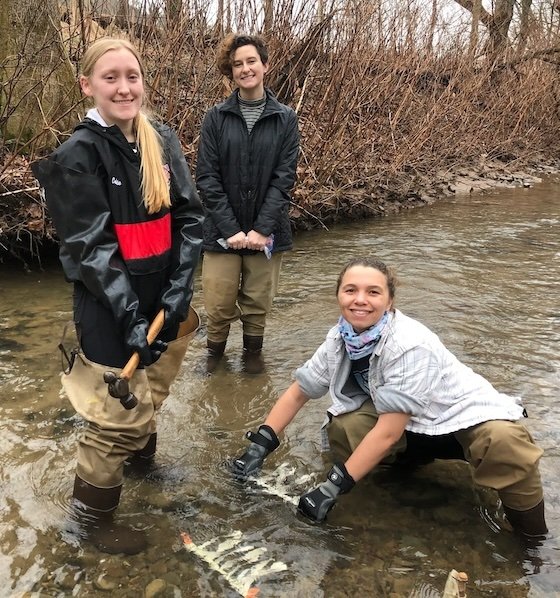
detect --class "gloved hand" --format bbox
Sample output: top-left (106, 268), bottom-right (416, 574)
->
top-left (128, 319), bottom-right (168, 366)
top-left (139, 338), bottom-right (168, 366)
top-left (298, 463), bottom-right (355, 522)
top-left (231, 425), bottom-right (280, 478)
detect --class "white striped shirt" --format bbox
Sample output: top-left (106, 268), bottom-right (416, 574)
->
top-left (295, 310), bottom-right (525, 438)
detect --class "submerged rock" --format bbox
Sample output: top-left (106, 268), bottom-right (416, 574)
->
top-left (144, 578), bottom-right (167, 598)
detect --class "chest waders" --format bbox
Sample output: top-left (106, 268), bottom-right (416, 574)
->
top-left (62, 306), bottom-right (199, 554)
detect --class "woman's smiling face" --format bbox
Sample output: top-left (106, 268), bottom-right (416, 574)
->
top-left (337, 265), bottom-right (393, 332)
top-left (80, 48), bottom-right (144, 136)
top-left (231, 44), bottom-right (268, 99)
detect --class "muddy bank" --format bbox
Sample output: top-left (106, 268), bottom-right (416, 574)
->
top-left (291, 155), bottom-right (560, 230)
top-left (1, 152), bottom-right (559, 269)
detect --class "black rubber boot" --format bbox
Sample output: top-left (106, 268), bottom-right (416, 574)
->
top-left (242, 335), bottom-right (264, 375)
top-left (503, 499), bottom-right (548, 540)
top-left (206, 340), bottom-right (227, 373)
top-left (72, 475), bottom-right (147, 555)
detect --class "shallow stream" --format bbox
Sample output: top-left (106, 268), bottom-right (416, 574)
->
top-left (1, 180), bottom-right (559, 597)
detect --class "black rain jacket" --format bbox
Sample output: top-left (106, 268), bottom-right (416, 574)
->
top-left (196, 88), bottom-right (299, 254)
top-left (32, 118), bottom-right (203, 351)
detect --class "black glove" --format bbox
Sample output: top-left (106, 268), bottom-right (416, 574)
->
top-left (140, 338), bottom-right (168, 366)
top-left (231, 425), bottom-right (280, 478)
top-left (298, 463), bottom-right (355, 522)
top-left (128, 319), bottom-right (168, 366)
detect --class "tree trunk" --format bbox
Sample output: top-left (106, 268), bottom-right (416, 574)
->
top-left (263, 0), bottom-right (273, 33)
top-left (214, 0), bottom-right (223, 37)
top-left (115, 0), bottom-right (129, 30)
top-left (317, 0), bottom-right (325, 23)
top-left (1, 0), bottom-right (80, 150)
top-left (454, 0), bottom-right (514, 56)
top-left (469, 0), bottom-right (482, 58)
top-left (518, 0), bottom-right (533, 55)
top-left (487, 0), bottom-right (514, 56)
top-left (426, 0), bottom-right (438, 53)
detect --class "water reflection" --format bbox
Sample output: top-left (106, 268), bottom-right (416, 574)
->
top-left (1, 180), bottom-right (559, 596)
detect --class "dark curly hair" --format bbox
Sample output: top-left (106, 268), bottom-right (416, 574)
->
top-left (216, 33), bottom-right (269, 79)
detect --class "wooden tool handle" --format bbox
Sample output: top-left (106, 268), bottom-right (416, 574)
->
top-left (121, 309), bottom-right (166, 380)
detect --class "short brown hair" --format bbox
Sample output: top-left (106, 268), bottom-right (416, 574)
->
top-left (216, 33), bottom-right (269, 79)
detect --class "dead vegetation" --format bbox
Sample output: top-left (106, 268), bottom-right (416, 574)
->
top-left (2, 0), bottom-right (560, 265)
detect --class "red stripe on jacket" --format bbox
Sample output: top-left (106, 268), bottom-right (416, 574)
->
top-left (114, 213), bottom-right (171, 261)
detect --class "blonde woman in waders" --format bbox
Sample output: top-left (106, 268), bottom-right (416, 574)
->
top-left (32, 38), bottom-right (203, 554)
top-left (233, 257), bottom-right (548, 543)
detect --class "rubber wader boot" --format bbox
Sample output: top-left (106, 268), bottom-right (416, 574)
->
top-left (242, 335), bottom-right (264, 375)
top-left (73, 475), bottom-right (147, 555)
top-left (207, 340), bottom-right (227, 373)
top-left (503, 499), bottom-right (548, 540)
top-left (125, 433), bottom-right (157, 475)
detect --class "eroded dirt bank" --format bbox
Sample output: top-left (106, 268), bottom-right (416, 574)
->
top-left (1, 151), bottom-right (558, 269)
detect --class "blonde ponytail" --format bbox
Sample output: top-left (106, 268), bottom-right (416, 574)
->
top-left (135, 112), bottom-right (171, 214)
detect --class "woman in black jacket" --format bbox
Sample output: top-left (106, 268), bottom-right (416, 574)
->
top-left (32, 38), bottom-right (203, 554)
top-left (196, 33), bottom-right (299, 374)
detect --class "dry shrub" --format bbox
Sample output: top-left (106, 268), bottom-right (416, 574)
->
top-left (2, 0), bottom-right (560, 261)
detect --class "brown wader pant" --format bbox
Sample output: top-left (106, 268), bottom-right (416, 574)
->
top-left (327, 400), bottom-right (544, 511)
top-left (202, 251), bottom-right (283, 342)
top-left (63, 307), bottom-right (199, 490)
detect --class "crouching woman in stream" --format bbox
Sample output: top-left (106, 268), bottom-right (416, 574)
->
top-left (233, 256), bottom-right (548, 541)
top-left (32, 38), bottom-right (203, 554)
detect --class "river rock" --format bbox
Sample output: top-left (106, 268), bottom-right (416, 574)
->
top-left (162, 571), bottom-right (181, 586)
top-left (167, 583), bottom-right (182, 597)
top-left (433, 504), bottom-right (471, 526)
top-left (150, 560), bottom-right (168, 576)
top-left (145, 491), bottom-right (174, 511)
top-left (94, 573), bottom-right (118, 591)
top-left (391, 575), bottom-right (415, 596)
top-left (76, 552), bottom-right (100, 568)
top-left (448, 178), bottom-right (477, 194)
top-left (55, 568), bottom-right (79, 590)
top-left (144, 578), bottom-right (167, 597)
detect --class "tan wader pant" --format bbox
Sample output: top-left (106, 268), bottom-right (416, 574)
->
top-left (327, 400), bottom-right (544, 511)
top-left (63, 307), bottom-right (199, 489)
top-left (202, 251), bottom-right (283, 341)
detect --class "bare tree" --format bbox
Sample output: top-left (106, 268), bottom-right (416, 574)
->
top-left (317, 0), bottom-right (325, 23)
top-left (468, 0), bottom-right (482, 57)
top-left (115, 0), bottom-right (129, 30)
top-left (426, 0), bottom-right (438, 53)
top-left (518, 0), bottom-right (533, 54)
top-left (1, 0), bottom-right (80, 148)
top-left (215, 0), bottom-right (224, 36)
top-left (455, 0), bottom-right (514, 56)
top-left (0, 0), bottom-right (9, 62)
top-left (263, 0), bottom-right (273, 33)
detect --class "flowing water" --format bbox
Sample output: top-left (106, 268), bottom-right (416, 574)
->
top-left (1, 180), bottom-right (559, 597)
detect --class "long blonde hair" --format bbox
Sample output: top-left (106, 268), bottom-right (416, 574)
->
top-left (81, 38), bottom-right (171, 214)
